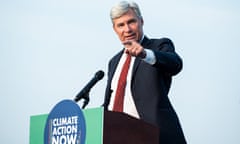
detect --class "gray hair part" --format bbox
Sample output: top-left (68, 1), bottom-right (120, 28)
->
top-left (110, 1), bottom-right (142, 23)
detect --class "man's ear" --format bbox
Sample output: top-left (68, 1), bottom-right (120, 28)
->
top-left (141, 18), bottom-right (144, 26)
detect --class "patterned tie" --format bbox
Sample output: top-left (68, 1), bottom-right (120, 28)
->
top-left (113, 54), bottom-right (132, 112)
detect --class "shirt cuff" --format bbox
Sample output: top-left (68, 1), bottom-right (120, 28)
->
top-left (142, 49), bottom-right (156, 65)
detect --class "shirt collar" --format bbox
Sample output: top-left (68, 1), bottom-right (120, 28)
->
top-left (139, 34), bottom-right (145, 44)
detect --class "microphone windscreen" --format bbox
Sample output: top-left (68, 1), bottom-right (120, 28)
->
top-left (95, 70), bottom-right (104, 80)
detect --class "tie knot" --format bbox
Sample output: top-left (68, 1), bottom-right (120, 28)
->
top-left (125, 54), bottom-right (131, 62)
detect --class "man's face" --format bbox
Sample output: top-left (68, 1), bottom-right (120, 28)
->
top-left (113, 9), bottom-right (144, 43)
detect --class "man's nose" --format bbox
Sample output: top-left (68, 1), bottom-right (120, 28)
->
top-left (124, 24), bottom-right (132, 33)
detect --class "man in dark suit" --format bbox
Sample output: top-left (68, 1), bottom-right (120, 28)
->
top-left (103, 1), bottom-right (186, 143)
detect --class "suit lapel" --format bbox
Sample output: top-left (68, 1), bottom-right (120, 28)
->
top-left (131, 36), bottom-right (151, 79)
top-left (108, 50), bottom-right (124, 83)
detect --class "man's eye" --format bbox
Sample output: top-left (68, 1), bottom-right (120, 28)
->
top-left (117, 24), bottom-right (124, 28)
top-left (129, 19), bottom-right (137, 24)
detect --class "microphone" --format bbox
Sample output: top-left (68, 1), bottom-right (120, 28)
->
top-left (74, 70), bottom-right (104, 103)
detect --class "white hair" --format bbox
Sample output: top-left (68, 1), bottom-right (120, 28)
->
top-left (110, 1), bottom-right (142, 23)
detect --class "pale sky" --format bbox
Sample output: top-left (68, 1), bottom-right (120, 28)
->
top-left (0, 0), bottom-right (240, 143)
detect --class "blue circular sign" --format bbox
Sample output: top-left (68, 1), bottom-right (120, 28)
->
top-left (44, 99), bottom-right (86, 144)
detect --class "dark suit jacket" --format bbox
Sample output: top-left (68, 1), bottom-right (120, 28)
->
top-left (103, 36), bottom-right (186, 144)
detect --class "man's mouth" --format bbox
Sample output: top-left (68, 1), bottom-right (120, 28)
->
top-left (125, 34), bottom-right (136, 40)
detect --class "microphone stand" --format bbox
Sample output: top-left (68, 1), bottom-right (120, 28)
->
top-left (81, 92), bottom-right (89, 109)
top-left (74, 92), bottom-right (90, 109)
